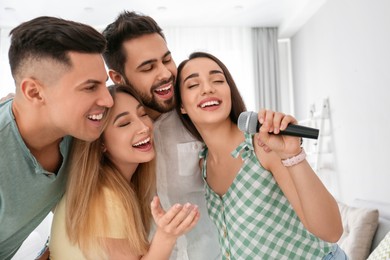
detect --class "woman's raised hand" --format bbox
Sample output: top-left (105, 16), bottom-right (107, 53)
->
top-left (150, 196), bottom-right (199, 239)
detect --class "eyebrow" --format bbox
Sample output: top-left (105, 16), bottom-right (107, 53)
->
top-left (79, 79), bottom-right (104, 86)
top-left (113, 111), bottom-right (129, 123)
top-left (183, 69), bottom-right (223, 84)
top-left (113, 103), bottom-right (143, 123)
top-left (136, 51), bottom-right (171, 70)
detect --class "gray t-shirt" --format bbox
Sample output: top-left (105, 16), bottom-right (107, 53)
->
top-left (0, 99), bottom-right (71, 260)
top-left (153, 111), bottom-right (220, 260)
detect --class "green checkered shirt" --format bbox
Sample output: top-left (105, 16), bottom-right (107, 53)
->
top-left (200, 133), bottom-right (333, 259)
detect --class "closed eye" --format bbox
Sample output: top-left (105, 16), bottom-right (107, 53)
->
top-left (163, 58), bottom-right (172, 64)
top-left (119, 122), bottom-right (130, 127)
top-left (85, 84), bottom-right (97, 91)
top-left (188, 84), bottom-right (199, 89)
top-left (141, 66), bottom-right (153, 72)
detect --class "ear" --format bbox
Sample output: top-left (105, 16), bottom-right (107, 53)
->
top-left (101, 143), bottom-right (107, 153)
top-left (20, 78), bottom-right (44, 104)
top-left (180, 106), bottom-right (187, 114)
top-left (108, 69), bottom-right (125, 85)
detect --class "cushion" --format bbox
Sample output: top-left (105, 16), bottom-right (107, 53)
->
top-left (367, 231), bottom-right (390, 259)
top-left (337, 202), bottom-right (379, 260)
top-left (371, 217), bottom-right (390, 251)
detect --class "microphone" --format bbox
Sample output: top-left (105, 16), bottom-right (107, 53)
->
top-left (237, 111), bottom-right (319, 139)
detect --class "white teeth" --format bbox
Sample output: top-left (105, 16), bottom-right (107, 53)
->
top-left (155, 85), bottom-right (171, 92)
top-left (133, 137), bottom-right (150, 147)
top-left (200, 100), bottom-right (220, 108)
top-left (88, 113), bottom-right (103, 121)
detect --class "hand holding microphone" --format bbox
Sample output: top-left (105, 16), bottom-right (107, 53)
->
top-left (238, 110), bottom-right (319, 159)
top-left (238, 111), bottom-right (319, 139)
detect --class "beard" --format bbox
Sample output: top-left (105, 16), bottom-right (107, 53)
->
top-left (139, 92), bottom-right (175, 113)
top-left (124, 75), bottom-right (175, 114)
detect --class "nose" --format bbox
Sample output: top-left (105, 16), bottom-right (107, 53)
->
top-left (137, 121), bottom-right (151, 135)
top-left (156, 63), bottom-right (172, 81)
top-left (97, 86), bottom-right (114, 108)
top-left (201, 82), bottom-right (215, 95)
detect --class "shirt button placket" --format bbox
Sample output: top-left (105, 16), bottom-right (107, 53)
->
top-left (220, 200), bottom-right (230, 259)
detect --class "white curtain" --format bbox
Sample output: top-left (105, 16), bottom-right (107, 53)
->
top-left (252, 27), bottom-right (281, 111)
top-left (164, 27), bottom-right (256, 111)
top-left (0, 28), bottom-right (15, 98)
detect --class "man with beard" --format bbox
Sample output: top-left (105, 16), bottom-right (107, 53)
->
top-left (102, 11), bottom-right (220, 259)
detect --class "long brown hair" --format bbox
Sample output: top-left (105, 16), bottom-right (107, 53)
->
top-left (65, 84), bottom-right (156, 258)
top-left (174, 52), bottom-right (247, 142)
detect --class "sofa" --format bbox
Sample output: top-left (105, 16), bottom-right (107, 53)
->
top-left (337, 199), bottom-right (390, 260)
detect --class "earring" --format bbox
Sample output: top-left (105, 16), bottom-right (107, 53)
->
top-left (180, 106), bottom-right (187, 114)
top-left (101, 143), bottom-right (107, 153)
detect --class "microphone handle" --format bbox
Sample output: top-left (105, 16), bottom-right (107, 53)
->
top-left (257, 123), bottom-right (319, 139)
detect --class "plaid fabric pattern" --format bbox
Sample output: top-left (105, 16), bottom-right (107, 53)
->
top-left (367, 231), bottom-right (390, 260)
top-left (200, 133), bottom-right (333, 259)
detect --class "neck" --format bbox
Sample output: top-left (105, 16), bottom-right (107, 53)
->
top-left (146, 107), bottom-right (163, 121)
top-left (118, 163), bottom-right (139, 183)
top-left (198, 119), bottom-right (244, 164)
top-left (12, 100), bottom-right (63, 152)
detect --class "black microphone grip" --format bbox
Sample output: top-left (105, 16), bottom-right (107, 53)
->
top-left (237, 111), bottom-right (319, 139)
top-left (256, 122), bottom-right (319, 139)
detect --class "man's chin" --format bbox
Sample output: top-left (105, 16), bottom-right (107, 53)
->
top-left (155, 98), bottom-right (175, 113)
top-left (156, 103), bottom-right (175, 113)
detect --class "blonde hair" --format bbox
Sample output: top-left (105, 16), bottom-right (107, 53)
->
top-left (65, 85), bottom-right (156, 259)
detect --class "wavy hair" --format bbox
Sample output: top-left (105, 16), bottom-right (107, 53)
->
top-left (65, 84), bottom-right (156, 258)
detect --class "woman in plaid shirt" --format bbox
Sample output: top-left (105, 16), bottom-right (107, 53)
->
top-left (174, 52), bottom-right (348, 259)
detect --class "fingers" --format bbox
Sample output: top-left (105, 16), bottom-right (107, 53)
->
top-left (256, 109), bottom-right (301, 155)
top-left (152, 197), bottom-right (199, 237)
top-left (258, 109), bottom-right (297, 134)
top-left (151, 196), bottom-right (165, 220)
top-left (173, 203), bottom-right (200, 233)
top-left (258, 140), bottom-right (272, 153)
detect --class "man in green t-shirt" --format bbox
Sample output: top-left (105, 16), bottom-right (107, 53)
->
top-left (0, 16), bottom-right (113, 260)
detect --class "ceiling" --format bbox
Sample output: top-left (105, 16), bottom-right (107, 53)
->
top-left (0, 0), bottom-right (326, 37)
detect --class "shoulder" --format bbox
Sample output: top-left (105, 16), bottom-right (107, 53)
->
top-left (0, 100), bottom-right (13, 130)
top-left (154, 111), bottom-right (197, 142)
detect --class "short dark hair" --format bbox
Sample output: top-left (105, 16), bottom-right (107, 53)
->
top-left (8, 16), bottom-right (106, 81)
top-left (175, 52), bottom-right (247, 142)
top-left (102, 11), bottom-right (165, 76)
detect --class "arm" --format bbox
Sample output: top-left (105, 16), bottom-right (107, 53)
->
top-left (105, 196), bottom-right (199, 260)
top-left (254, 109), bottom-right (343, 242)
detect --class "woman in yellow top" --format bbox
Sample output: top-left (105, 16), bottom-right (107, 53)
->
top-left (49, 84), bottom-right (199, 260)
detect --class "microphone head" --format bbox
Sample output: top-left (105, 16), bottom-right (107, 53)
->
top-left (238, 111), bottom-right (258, 134)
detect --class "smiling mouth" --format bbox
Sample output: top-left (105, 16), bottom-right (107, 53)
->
top-left (133, 137), bottom-right (151, 148)
top-left (87, 113), bottom-right (104, 121)
top-left (154, 85), bottom-right (172, 96)
top-left (199, 100), bottom-right (220, 108)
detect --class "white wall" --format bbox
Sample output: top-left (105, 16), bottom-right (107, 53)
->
top-left (291, 0), bottom-right (390, 204)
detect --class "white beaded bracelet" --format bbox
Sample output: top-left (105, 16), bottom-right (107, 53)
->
top-left (281, 148), bottom-right (306, 167)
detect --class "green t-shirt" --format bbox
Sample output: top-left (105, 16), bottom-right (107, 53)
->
top-left (0, 99), bottom-right (71, 260)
